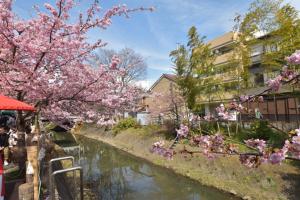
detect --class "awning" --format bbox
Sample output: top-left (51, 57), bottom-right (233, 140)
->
top-left (0, 95), bottom-right (35, 111)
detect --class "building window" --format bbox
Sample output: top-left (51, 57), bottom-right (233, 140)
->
top-left (251, 44), bottom-right (263, 56)
top-left (213, 46), bottom-right (233, 56)
top-left (264, 44), bottom-right (278, 53)
top-left (254, 73), bottom-right (264, 86)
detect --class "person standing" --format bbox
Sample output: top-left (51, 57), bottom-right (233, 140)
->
top-left (0, 127), bottom-right (9, 166)
top-left (0, 156), bottom-right (4, 200)
top-left (0, 127), bottom-right (6, 200)
top-left (255, 108), bottom-right (263, 119)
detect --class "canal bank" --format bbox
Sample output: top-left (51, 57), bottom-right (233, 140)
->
top-left (73, 134), bottom-right (239, 200)
top-left (74, 124), bottom-right (300, 200)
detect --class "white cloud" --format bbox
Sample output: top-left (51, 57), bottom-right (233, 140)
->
top-left (134, 79), bottom-right (156, 90)
top-left (287, 0), bottom-right (300, 10)
top-left (102, 36), bottom-right (172, 71)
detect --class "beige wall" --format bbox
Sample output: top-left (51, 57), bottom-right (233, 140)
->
top-left (145, 77), bottom-right (187, 121)
top-left (213, 51), bottom-right (235, 65)
top-left (197, 32), bottom-right (239, 105)
top-left (145, 77), bottom-right (173, 111)
top-left (208, 32), bottom-right (237, 49)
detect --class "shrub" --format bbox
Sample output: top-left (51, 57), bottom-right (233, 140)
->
top-left (162, 120), bottom-right (177, 139)
top-left (250, 120), bottom-right (275, 140)
top-left (199, 121), bottom-right (219, 135)
top-left (112, 117), bottom-right (139, 134)
top-left (233, 120), bottom-right (288, 148)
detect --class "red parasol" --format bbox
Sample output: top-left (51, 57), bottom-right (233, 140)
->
top-left (0, 95), bottom-right (35, 111)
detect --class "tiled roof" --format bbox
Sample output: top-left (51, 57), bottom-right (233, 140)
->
top-left (149, 73), bottom-right (177, 91)
top-left (208, 32), bottom-right (237, 49)
top-left (164, 74), bottom-right (177, 81)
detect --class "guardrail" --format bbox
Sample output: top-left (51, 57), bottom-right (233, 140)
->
top-left (49, 156), bottom-right (83, 200)
top-left (51, 167), bottom-right (83, 200)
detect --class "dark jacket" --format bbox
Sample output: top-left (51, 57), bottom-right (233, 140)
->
top-left (0, 133), bottom-right (9, 147)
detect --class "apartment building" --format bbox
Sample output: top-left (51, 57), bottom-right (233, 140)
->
top-left (200, 32), bottom-right (240, 115)
top-left (140, 32), bottom-right (299, 128)
top-left (200, 32), bottom-right (300, 126)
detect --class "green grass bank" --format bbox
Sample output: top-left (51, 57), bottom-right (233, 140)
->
top-left (74, 124), bottom-right (300, 200)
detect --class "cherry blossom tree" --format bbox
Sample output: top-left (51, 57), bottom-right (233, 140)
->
top-left (0, 0), bottom-right (153, 130)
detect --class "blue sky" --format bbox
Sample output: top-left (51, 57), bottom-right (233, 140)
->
top-left (13, 0), bottom-right (300, 88)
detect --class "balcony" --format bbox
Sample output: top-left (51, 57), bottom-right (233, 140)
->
top-left (213, 51), bottom-right (235, 65)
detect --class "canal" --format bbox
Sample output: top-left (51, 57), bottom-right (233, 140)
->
top-left (54, 132), bottom-right (238, 200)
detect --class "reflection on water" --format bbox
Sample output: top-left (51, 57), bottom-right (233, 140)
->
top-left (57, 133), bottom-right (237, 200)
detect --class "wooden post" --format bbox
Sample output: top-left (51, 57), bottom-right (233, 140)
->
top-left (34, 104), bottom-right (41, 135)
top-left (227, 122), bottom-right (231, 137)
top-left (199, 120), bottom-right (202, 134)
top-left (247, 101), bottom-right (250, 121)
top-left (294, 97), bottom-right (300, 127)
top-left (34, 113), bottom-right (40, 135)
top-left (26, 146), bottom-right (39, 200)
top-left (285, 98), bottom-right (289, 123)
top-left (274, 95), bottom-right (278, 121)
top-left (266, 98), bottom-right (269, 120)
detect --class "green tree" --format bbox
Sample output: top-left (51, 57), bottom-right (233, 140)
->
top-left (233, 0), bottom-right (300, 77)
top-left (264, 4), bottom-right (300, 69)
top-left (170, 26), bottom-right (216, 111)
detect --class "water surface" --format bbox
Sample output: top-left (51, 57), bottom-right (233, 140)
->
top-left (56, 133), bottom-right (238, 200)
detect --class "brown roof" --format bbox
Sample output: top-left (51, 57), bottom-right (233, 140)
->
top-left (208, 32), bottom-right (237, 49)
top-left (149, 73), bottom-right (177, 91)
top-left (164, 74), bottom-right (177, 81)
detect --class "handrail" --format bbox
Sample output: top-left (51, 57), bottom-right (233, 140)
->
top-left (49, 156), bottom-right (75, 200)
top-left (51, 167), bottom-right (83, 200)
top-left (49, 156), bottom-right (74, 164)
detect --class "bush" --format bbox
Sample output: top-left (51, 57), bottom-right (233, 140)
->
top-left (112, 117), bottom-right (139, 134)
top-left (250, 120), bottom-right (276, 140)
top-left (162, 120), bottom-right (177, 139)
top-left (199, 121), bottom-right (219, 135)
top-left (233, 120), bottom-right (288, 148)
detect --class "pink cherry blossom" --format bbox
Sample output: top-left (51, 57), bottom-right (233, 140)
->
top-left (193, 134), bottom-right (225, 157)
top-left (176, 124), bottom-right (189, 138)
top-left (203, 114), bottom-right (214, 121)
top-left (286, 50), bottom-right (300, 65)
top-left (258, 96), bottom-right (264, 103)
top-left (281, 66), bottom-right (297, 80)
top-left (0, 0), bottom-right (152, 125)
top-left (239, 155), bottom-right (259, 168)
top-left (245, 139), bottom-right (266, 153)
top-left (284, 132), bottom-right (300, 159)
top-left (267, 75), bottom-right (282, 91)
top-left (269, 151), bottom-right (286, 164)
top-left (150, 140), bottom-right (175, 160)
top-left (215, 104), bottom-right (230, 120)
top-left (240, 95), bottom-right (249, 102)
top-left (153, 140), bottom-right (165, 148)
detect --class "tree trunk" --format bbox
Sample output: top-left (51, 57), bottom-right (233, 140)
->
top-left (199, 120), bottom-right (202, 134)
top-left (16, 110), bottom-right (26, 132)
top-left (16, 92), bottom-right (26, 132)
top-left (34, 112), bottom-right (40, 134)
